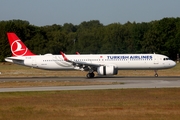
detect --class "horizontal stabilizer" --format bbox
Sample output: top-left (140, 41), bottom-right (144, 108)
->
top-left (5, 57), bottom-right (24, 64)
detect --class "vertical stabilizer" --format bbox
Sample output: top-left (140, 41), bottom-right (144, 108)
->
top-left (7, 32), bottom-right (35, 56)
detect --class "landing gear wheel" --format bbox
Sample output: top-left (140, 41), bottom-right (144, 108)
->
top-left (86, 73), bottom-right (95, 78)
top-left (154, 73), bottom-right (158, 77)
top-left (154, 70), bottom-right (158, 77)
top-left (86, 73), bottom-right (91, 78)
top-left (91, 72), bottom-right (95, 78)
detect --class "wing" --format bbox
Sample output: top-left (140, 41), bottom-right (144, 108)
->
top-left (60, 52), bottom-right (101, 71)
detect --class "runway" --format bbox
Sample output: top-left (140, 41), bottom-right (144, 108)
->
top-left (0, 76), bottom-right (180, 92)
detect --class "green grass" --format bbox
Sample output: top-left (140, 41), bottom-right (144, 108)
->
top-left (0, 89), bottom-right (180, 120)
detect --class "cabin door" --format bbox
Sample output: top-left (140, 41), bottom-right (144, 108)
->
top-left (154, 56), bottom-right (159, 64)
top-left (32, 57), bottom-right (37, 68)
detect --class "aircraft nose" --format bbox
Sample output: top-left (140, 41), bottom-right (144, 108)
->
top-left (171, 60), bottom-right (176, 67)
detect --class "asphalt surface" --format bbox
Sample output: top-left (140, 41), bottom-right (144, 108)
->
top-left (0, 76), bottom-right (180, 92)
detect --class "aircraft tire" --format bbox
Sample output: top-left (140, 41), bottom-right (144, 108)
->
top-left (91, 72), bottom-right (95, 78)
top-left (86, 73), bottom-right (95, 78)
top-left (154, 73), bottom-right (158, 77)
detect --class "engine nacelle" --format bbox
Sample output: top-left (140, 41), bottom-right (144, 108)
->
top-left (97, 65), bottom-right (118, 75)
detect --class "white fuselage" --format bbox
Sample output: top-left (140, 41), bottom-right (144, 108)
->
top-left (5, 54), bottom-right (176, 70)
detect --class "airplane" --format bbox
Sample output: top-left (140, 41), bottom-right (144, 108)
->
top-left (5, 32), bottom-right (176, 78)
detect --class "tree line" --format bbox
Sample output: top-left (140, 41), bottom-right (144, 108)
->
top-left (0, 17), bottom-right (180, 62)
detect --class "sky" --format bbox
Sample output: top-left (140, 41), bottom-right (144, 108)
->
top-left (0, 0), bottom-right (180, 26)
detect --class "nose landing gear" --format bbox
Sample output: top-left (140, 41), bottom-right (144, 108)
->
top-left (154, 70), bottom-right (158, 77)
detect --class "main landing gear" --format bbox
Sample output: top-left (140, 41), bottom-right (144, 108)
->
top-left (86, 72), bottom-right (95, 78)
top-left (154, 70), bottom-right (158, 77)
top-left (86, 71), bottom-right (159, 78)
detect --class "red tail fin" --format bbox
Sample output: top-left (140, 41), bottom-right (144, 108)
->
top-left (7, 32), bottom-right (35, 56)
top-left (76, 52), bottom-right (80, 55)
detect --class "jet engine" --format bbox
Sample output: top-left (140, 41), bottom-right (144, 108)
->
top-left (97, 65), bottom-right (118, 75)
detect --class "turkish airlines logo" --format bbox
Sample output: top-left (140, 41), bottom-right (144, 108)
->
top-left (11, 40), bottom-right (28, 56)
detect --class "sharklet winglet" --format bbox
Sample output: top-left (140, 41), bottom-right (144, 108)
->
top-left (60, 51), bottom-right (68, 61)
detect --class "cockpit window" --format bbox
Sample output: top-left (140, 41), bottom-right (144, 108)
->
top-left (163, 58), bottom-right (170, 60)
